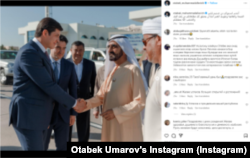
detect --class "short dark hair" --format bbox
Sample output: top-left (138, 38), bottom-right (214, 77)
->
top-left (71, 41), bottom-right (85, 48)
top-left (35, 17), bottom-right (63, 37)
top-left (59, 35), bottom-right (68, 44)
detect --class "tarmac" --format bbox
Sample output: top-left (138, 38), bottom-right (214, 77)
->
top-left (0, 83), bottom-right (102, 151)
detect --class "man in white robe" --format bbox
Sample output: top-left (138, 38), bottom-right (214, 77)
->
top-left (142, 17), bottom-right (162, 141)
top-left (80, 35), bottom-right (148, 141)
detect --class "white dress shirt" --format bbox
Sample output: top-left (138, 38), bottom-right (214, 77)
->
top-left (73, 59), bottom-right (84, 83)
top-left (32, 38), bottom-right (77, 108)
top-left (33, 38), bottom-right (46, 53)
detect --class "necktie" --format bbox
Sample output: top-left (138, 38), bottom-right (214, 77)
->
top-left (44, 51), bottom-right (50, 62)
top-left (53, 61), bottom-right (59, 82)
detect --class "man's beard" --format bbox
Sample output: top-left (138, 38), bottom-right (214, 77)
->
top-left (109, 50), bottom-right (123, 61)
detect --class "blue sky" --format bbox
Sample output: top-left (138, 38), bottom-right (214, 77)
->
top-left (0, 6), bottom-right (156, 48)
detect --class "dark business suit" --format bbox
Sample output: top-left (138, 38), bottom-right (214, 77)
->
top-left (68, 58), bottom-right (96, 142)
top-left (9, 40), bottom-right (76, 150)
top-left (142, 60), bottom-right (159, 87)
top-left (44, 58), bottom-right (77, 151)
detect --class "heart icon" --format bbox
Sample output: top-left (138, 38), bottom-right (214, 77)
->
top-left (164, 134), bottom-right (169, 138)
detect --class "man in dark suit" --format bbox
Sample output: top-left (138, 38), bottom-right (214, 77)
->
top-left (141, 59), bottom-right (159, 88)
top-left (68, 41), bottom-right (96, 142)
top-left (44, 35), bottom-right (77, 150)
top-left (9, 17), bottom-right (86, 151)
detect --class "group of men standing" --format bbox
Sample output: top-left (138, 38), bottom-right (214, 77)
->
top-left (44, 37), bottom-right (96, 150)
top-left (9, 16), bottom-right (162, 150)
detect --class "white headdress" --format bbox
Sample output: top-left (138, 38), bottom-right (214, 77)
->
top-left (104, 34), bottom-right (148, 94)
top-left (141, 17), bottom-right (161, 124)
top-left (142, 16), bottom-right (161, 36)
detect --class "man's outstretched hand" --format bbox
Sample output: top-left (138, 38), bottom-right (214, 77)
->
top-left (73, 99), bottom-right (87, 113)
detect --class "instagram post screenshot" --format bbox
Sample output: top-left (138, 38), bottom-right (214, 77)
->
top-left (0, 0), bottom-right (249, 157)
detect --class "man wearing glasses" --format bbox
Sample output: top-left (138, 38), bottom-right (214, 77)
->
top-left (140, 60), bottom-right (159, 89)
top-left (140, 34), bottom-right (159, 90)
top-left (142, 17), bottom-right (162, 141)
top-left (140, 35), bottom-right (159, 132)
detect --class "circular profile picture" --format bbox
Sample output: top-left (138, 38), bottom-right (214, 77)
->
top-left (164, 75), bottom-right (170, 81)
top-left (165, 11), bottom-right (170, 17)
top-left (165, 102), bottom-right (170, 108)
top-left (164, 29), bottom-right (170, 35)
top-left (165, 90), bottom-right (170, 96)
top-left (165, 44), bottom-right (170, 50)
top-left (165, 120), bottom-right (170, 126)
top-left (165, 0), bottom-right (170, 6)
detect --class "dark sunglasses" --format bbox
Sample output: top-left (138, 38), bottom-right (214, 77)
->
top-left (142, 35), bottom-right (157, 46)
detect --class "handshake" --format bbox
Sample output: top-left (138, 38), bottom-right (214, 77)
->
top-left (72, 98), bottom-right (88, 113)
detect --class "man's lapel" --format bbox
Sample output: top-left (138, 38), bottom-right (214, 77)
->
top-left (155, 63), bottom-right (159, 72)
top-left (58, 59), bottom-right (65, 84)
top-left (48, 58), bottom-right (56, 82)
top-left (79, 59), bottom-right (87, 84)
top-left (144, 61), bottom-right (152, 86)
top-left (29, 40), bottom-right (55, 81)
top-left (68, 58), bottom-right (79, 85)
top-left (30, 40), bottom-right (50, 66)
top-left (76, 77), bottom-right (80, 85)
